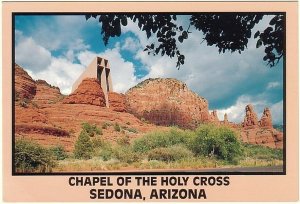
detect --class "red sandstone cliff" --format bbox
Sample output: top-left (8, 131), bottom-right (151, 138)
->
top-left (108, 92), bottom-right (126, 112)
top-left (32, 79), bottom-right (63, 106)
top-left (15, 64), bottom-right (36, 100)
top-left (125, 78), bottom-right (210, 129)
top-left (62, 78), bottom-right (106, 107)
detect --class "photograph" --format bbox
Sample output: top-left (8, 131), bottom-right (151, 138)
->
top-left (13, 13), bottom-right (285, 174)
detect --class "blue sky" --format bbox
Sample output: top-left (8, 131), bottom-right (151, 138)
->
top-left (14, 14), bottom-right (284, 124)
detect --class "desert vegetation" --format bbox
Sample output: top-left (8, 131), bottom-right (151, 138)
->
top-left (15, 123), bottom-right (283, 173)
top-left (15, 139), bottom-right (58, 173)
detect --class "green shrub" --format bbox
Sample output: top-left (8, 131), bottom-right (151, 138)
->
top-left (99, 148), bottom-right (114, 161)
top-left (132, 127), bottom-right (191, 153)
top-left (191, 124), bottom-right (242, 161)
top-left (50, 145), bottom-right (68, 160)
top-left (117, 135), bottom-right (130, 146)
top-left (82, 122), bottom-right (102, 137)
top-left (92, 137), bottom-right (110, 149)
top-left (114, 146), bottom-right (140, 163)
top-left (74, 131), bottom-right (94, 159)
top-left (15, 139), bottom-right (55, 173)
top-left (114, 122), bottom-right (121, 132)
top-left (91, 137), bottom-right (115, 161)
top-left (242, 143), bottom-right (283, 160)
top-left (148, 145), bottom-right (193, 162)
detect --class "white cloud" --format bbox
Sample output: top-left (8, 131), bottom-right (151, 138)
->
top-left (15, 32), bottom-right (85, 95)
top-left (216, 95), bottom-right (283, 124)
top-left (270, 100), bottom-right (283, 124)
top-left (121, 37), bottom-right (141, 53)
top-left (267, 81), bottom-right (281, 89)
top-left (69, 38), bottom-right (90, 51)
top-left (15, 37), bottom-right (52, 71)
top-left (77, 50), bottom-right (97, 67)
top-left (35, 57), bottom-right (85, 94)
top-left (25, 57), bottom-right (85, 95)
top-left (23, 15), bottom-right (95, 51)
top-left (215, 95), bottom-right (258, 123)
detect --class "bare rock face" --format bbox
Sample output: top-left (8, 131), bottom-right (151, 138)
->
top-left (210, 110), bottom-right (219, 122)
top-left (32, 80), bottom-right (63, 106)
top-left (259, 107), bottom-right (273, 128)
top-left (14, 64), bottom-right (36, 100)
top-left (108, 92), bottom-right (126, 112)
top-left (242, 104), bottom-right (259, 129)
top-left (125, 78), bottom-right (210, 128)
top-left (63, 78), bottom-right (106, 107)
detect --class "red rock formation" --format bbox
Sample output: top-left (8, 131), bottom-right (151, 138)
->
top-left (14, 69), bottom-right (165, 151)
top-left (240, 105), bottom-right (283, 149)
top-left (32, 79), bottom-right (63, 106)
top-left (242, 104), bottom-right (259, 129)
top-left (108, 92), bottom-right (126, 112)
top-left (259, 107), bottom-right (273, 128)
top-left (14, 66), bottom-right (284, 150)
top-left (63, 78), bottom-right (106, 107)
top-left (125, 78), bottom-right (210, 129)
top-left (223, 113), bottom-right (229, 123)
top-left (210, 110), bottom-right (219, 122)
top-left (240, 128), bottom-right (283, 149)
top-left (14, 64), bottom-right (36, 100)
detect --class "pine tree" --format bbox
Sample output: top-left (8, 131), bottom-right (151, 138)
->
top-left (74, 130), bottom-right (94, 159)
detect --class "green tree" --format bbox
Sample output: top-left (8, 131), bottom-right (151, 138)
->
top-left (191, 124), bottom-right (243, 161)
top-left (86, 13), bottom-right (283, 68)
top-left (74, 131), bottom-right (94, 159)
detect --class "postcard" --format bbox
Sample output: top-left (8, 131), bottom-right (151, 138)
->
top-left (2, 1), bottom-right (298, 201)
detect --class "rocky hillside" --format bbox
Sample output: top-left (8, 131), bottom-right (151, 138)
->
top-left (14, 64), bottom-right (165, 151)
top-left (14, 64), bottom-right (283, 149)
top-left (125, 78), bottom-right (210, 129)
top-left (15, 64), bottom-right (36, 100)
top-left (32, 80), bottom-right (62, 107)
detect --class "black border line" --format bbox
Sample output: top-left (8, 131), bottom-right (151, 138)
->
top-left (12, 13), bottom-right (16, 175)
top-left (282, 13), bottom-right (286, 174)
top-left (12, 12), bottom-right (287, 176)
